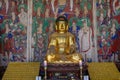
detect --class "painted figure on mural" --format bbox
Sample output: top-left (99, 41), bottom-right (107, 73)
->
top-left (63, 0), bottom-right (77, 19)
top-left (98, 11), bottom-right (105, 27)
top-left (83, 4), bottom-right (89, 17)
top-left (9, 12), bottom-right (19, 31)
top-left (36, 7), bottom-right (42, 18)
top-left (58, 0), bottom-right (67, 13)
top-left (48, 21), bottom-right (54, 35)
top-left (102, 7), bottom-right (112, 26)
top-left (7, 13), bottom-right (25, 56)
top-left (32, 0), bottom-right (45, 61)
top-left (4, 21), bottom-right (13, 52)
top-left (78, 19), bottom-right (93, 62)
top-left (9, 0), bottom-right (18, 14)
top-left (51, 0), bottom-right (74, 18)
top-left (51, 0), bottom-right (70, 18)
top-left (0, 0), bottom-right (8, 17)
top-left (37, 22), bottom-right (43, 35)
top-left (51, 0), bottom-right (58, 18)
top-left (110, 20), bottom-right (120, 61)
top-left (110, 20), bottom-right (118, 40)
top-left (97, 3), bottom-right (106, 14)
top-left (3, 21), bottom-right (14, 61)
top-left (37, 36), bottom-right (44, 61)
top-left (18, 4), bottom-right (28, 27)
top-left (33, 0), bottom-right (44, 18)
top-left (52, 0), bottom-right (74, 13)
top-left (113, 0), bottom-right (120, 16)
top-left (32, 0), bottom-right (44, 51)
top-left (43, 7), bottom-right (50, 31)
top-left (11, 24), bottom-right (25, 54)
top-left (42, 5), bottom-right (55, 32)
top-left (69, 6), bottom-right (82, 27)
top-left (97, 4), bottom-right (106, 26)
top-left (80, 0), bottom-right (92, 18)
top-left (34, 21), bottom-right (44, 62)
top-left (32, 17), bottom-right (38, 39)
top-left (0, 23), bottom-right (6, 53)
top-left (69, 21), bottom-right (80, 53)
top-left (58, 0), bottom-right (68, 16)
top-left (98, 26), bottom-right (112, 61)
top-left (4, 0), bottom-right (9, 14)
top-left (65, 0), bottom-right (81, 19)
top-left (96, 1), bottom-right (105, 26)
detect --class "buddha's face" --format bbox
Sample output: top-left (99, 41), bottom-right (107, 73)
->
top-left (56, 21), bottom-right (68, 33)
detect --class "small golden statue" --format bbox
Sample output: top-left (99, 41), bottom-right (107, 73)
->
top-left (46, 16), bottom-right (82, 63)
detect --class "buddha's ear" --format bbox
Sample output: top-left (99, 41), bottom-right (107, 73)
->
top-left (66, 25), bottom-right (69, 31)
top-left (55, 24), bottom-right (58, 31)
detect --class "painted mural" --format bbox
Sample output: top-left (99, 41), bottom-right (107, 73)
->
top-left (0, 0), bottom-right (120, 66)
top-left (32, 0), bottom-right (94, 62)
top-left (96, 0), bottom-right (120, 62)
top-left (0, 0), bottom-right (28, 66)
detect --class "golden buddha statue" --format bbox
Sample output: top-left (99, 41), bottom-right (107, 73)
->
top-left (46, 16), bottom-right (82, 63)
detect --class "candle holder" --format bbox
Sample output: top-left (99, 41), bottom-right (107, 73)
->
top-left (80, 66), bottom-right (82, 80)
top-left (44, 60), bottom-right (47, 80)
top-left (44, 66), bottom-right (47, 80)
top-left (79, 60), bottom-right (82, 80)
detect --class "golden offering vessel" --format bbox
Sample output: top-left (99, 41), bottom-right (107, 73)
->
top-left (46, 16), bottom-right (82, 63)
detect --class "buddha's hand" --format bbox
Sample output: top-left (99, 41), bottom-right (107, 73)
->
top-left (47, 53), bottom-right (55, 62)
top-left (72, 54), bottom-right (80, 61)
top-left (65, 46), bottom-right (75, 54)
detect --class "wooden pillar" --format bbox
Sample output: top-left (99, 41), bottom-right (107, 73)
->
top-left (27, 0), bottom-right (33, 62)
top-left (93, 0), bottom-right (98, 62)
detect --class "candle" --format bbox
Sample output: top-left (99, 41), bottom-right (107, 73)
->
top-left (39, 76), bottom-right (41, 80)
top-left (44, 60), bottom-right (47, 67)
top-left (36, 76), bottom-right (38, 80)
top-left (79, 60), bottom-right (82, 66)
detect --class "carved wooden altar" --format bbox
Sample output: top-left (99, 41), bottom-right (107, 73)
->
top-left (47, 63), bottom-right (80, 80)
top-left (39, 63), bottom-right (88, 80)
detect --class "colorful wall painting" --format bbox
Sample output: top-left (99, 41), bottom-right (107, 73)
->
top-left (0, 0), bottom-right (120, 66)
top-left (0, 0), bottom-right (28, 66)
top-left (96, 0), bottom-right (120, 62)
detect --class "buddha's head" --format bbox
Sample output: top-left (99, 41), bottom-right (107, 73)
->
top-left (55, 16), bottom-right (68, 33)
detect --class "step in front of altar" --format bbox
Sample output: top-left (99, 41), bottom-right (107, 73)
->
top-left (88, 62), bottom-right (120, 80)
top-left (2, 62), bottom-right (40, 80)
